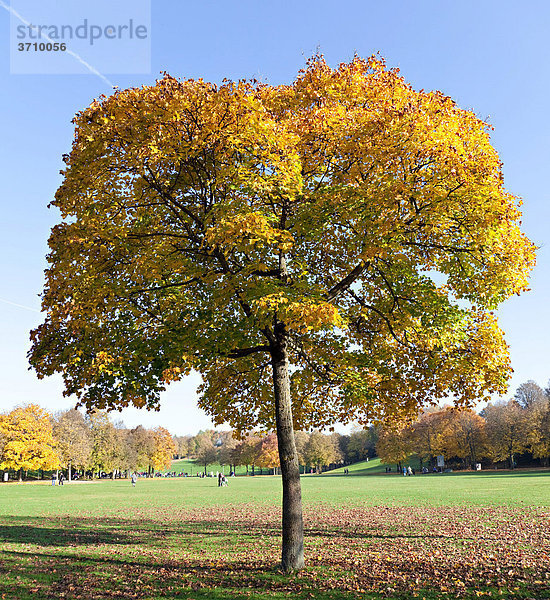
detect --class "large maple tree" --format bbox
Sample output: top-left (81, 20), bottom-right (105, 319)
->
top-left (29, 56), bottom-right (535, 571)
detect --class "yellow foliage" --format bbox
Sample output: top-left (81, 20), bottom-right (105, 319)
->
top-left (29, 55), bottom-right (535, 432)
top-left (0, 405), bottom-right (60, 472)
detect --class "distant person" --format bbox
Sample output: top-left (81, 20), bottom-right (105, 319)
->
top-left (218, 472), bottom-right (222, 487)
top-left (407, 466), bottom-right (412, 476)
top-left (221, 475), bottom-right (228, 487)
top-left (403, 466), bottom-right (407, 476)
top-left (59, 472), bottom-right (65, 486)
top-left (51, 473), bottom-right (56, 486)
top-left (131, 472), bottom-right (137, 487)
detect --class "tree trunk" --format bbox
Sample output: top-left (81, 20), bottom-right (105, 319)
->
top-left (271, 336), bottom-right (304, 573)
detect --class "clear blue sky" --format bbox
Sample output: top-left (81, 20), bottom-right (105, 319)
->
top-left (1, 0), bottom-right (549, 436)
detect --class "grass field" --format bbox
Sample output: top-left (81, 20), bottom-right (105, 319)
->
top-left (0, 468), bottom-right (548, 599)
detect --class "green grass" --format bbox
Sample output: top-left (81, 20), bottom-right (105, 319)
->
top-left (166, 458), bottom-right (252, 476)
top-left (0, 468), bottom-right (548, 599)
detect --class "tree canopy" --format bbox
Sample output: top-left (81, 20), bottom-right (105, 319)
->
top-left (30, 56), bottom-right (534, 429)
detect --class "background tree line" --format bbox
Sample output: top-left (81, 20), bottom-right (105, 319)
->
top-left (2, 379), bottom-right (548, 481)
top-left (0, 405), bottom-right (175, 481)
top-left (376, 381), bottom-right (550, 470)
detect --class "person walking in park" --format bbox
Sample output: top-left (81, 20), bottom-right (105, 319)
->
top-left (131, 472), bottom-right (137, 487)
top-left (51, 472), bottom-right (56, 486)
top-left (59, 472), bottom-right (65, 485)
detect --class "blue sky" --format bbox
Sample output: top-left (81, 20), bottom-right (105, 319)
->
top-left (1, 0), bottom-right (549, 435)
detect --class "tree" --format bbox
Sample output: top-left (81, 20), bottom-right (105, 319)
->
top-left (412, 408), bottom-right (448, 467)
top-left (293, 431), bottom-right (310, 469)
top-left (29, 56), bottom-right (535, 572)
top-left (0, 405), bottom-right (59, 480)
top-left (194, 435), bottom-right (218, 474)
top-left (235, 434), bottom-right (263, 475)
top-left (526, 397), bottom-right (550, 466)
top-left (173, 434), bottom-right (193, 458)
top-left (87, 411), bottom-right (123, 477)
top-left (347, 427), bottom-right (378, 462)
top-left (256, 433), bottom-right (280, 474)
top-left (52, 408), bottom-right (92, 480)
top-left (514, 381), bottom-right (546, 410)
top-left (484, 400), bottom-right (528, 468)
top-left (218, 432), bottom-right (239, 473)
top-left (303, 431), bottom-right (341, 473)
top-left (125, 425), bottom-right (155, 473)
top-left (376, 423), bottom-right (414, 470)
top-left (151, 426), bottom-right (176, 471)
top-left (445, 409), bottom-right (487, 468)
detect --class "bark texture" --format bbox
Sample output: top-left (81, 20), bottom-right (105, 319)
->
top-left (271, 330), bottom-right (305, 572)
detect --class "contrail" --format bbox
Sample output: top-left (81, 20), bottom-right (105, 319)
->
top-left (0, 297), bottom-right (41, 313)
top-left (0, 0), bottom-right (116, 89)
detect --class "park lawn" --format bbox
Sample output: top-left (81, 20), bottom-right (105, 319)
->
top-left (0, 471), bottom-right (548, 600)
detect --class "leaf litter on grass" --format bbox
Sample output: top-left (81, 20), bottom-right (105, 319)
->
top-left (0, 504), bottom-right (548, 599)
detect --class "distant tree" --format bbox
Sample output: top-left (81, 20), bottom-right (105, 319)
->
top-left (194, 435), bottom-right (218, 474)
top-left (125, 425), bottom-right (155, 473)
top-left (337, 434), bottom-right (351, 464)
top-left (303, 432), bottom-right (341, 473)
top-left (176, 435), bottom-right (194, 459)
top-left (484, 400), bottom-right (528, 468)
top-left (437, 409), bottom-right (487, 468)
top-left (0, 405), bottom-right (59, 480)
top-left (235, 434), bottom-right (263, 475)
top-left (293, 431), bottom-right (310, 468)
top-left (514, 381), bottom-right (546, 410)
top-left (52, 408), bottom-right (92, 480)
top-left (257, 434), bottom-right (280, 474)
top-left (347, 427), bottom-right (378, 462)
top-left (527, 397), bottom-right (550, 466)
top-left (151, 427), bottom-right (176, 471)
top-left (376, 424), bottom-right (414, 470)
top-left (412, 408), bottom-right (448, 467)
top-left (218, 433), bottom-right (239, 473)
top-left (87, 411), bottom-right (123, 477)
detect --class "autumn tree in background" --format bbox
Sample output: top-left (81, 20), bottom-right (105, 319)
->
top-left (52, 408), bottom-right (92, 480)
top-left (412, 408), bottom-right (446, 467)
top-left (151, 427), bottom-right (177, 471)
top-left (87, 411), bottom-right (124, 477)
top-left (194, 435), bottom-right (218, 474)
top-left (445, 409), bottom-right (487, 468)
top-left (217, 432), bottom-right (239, 473)
top-left (483, 401), bottom-right (528, 469)
top-left (0, 405), bottom-right (59, 480)
top-left (514, 380), bottom-right (546, 410)
top-left (527, 395), bottom-right (550, 466)
top-left (376, 423), bottom-right (414, 471)
top-left (347, 427), bottom-right (378, 462)
top-left (173, 434), bottom-right (193, 459)
top-left (256, 433), bottom-right (280, 474)
top-left (302, 431), bottom-right (342, 473)
top-left (29, 56), bottom-right (536, 571)
top-left (235, 434), bottom-right (263, 475)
